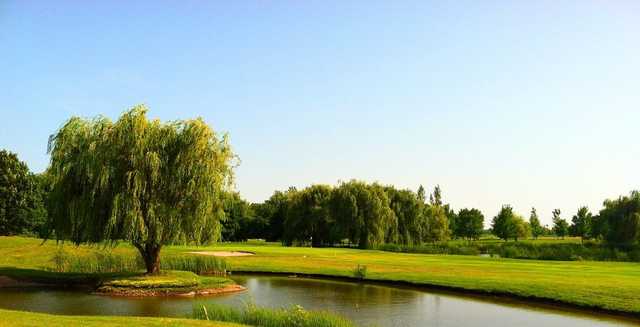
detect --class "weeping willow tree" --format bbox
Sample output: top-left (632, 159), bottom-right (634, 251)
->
top-left (46, 105), bottom-right (236, 274)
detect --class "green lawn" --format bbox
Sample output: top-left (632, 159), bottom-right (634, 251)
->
top-left (2, 236), bottom-right (640, 315)
top-left (0, 309), bottom-right (246, 327)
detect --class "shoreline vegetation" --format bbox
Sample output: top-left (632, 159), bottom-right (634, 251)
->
top-left (2, 237), bottom-right (640, 319)
top-left (193, 303), bottom-right (356, 327)
top-left (0, 308), bottom-right (247, 327)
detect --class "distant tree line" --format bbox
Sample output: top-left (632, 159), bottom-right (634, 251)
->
top-left (222, 181), bottom-right (484, 248)
top-left (490, 192), bottom-right (640, 247)
top-left (224, 185), bottom-right (640, 249)
top-left (0, 150), bottom-right (47, 236)
top-left (3, 146), bottom-right (640, 249)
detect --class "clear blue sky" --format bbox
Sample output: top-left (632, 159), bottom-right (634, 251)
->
top-left (1, 1), bottom-right (639, 226)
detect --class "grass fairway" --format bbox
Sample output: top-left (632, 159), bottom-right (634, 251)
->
top-left (2, 236), bottom-right (640, 316)
top-left (0, 309), bottom-right (246, 327)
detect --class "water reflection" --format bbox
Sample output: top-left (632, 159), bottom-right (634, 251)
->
top-left (0, 275), bottom-right (636, 327)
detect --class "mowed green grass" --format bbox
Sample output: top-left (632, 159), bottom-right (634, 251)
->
top-left (0, 309), bottom-right (246, 327)
top-left (2, 236), bottom-right (640, 315)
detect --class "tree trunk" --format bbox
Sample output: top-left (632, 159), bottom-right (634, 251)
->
top-left (135, 243), bottom-right (162, 274)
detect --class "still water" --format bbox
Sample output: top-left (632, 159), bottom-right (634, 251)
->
top-left (0, 274), bottom-right (636, 327)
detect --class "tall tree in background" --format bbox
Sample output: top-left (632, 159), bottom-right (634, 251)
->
top-left (283, 184), bottom-right (333, 247)
top-left (221, 192), bottom-right (267, 242)
top-left (570, 206), bottom-right (592, 242)
top-left (47, 106), bottom-right (236, 274)
top-left (514, 215), bottom-right (531, 241)
top-left (423, 186), bottom-right (450, 242)
top-left (456, 208), bottom-right (484, 241)
top-left (332, 180), bottom-right (395, 248)
top-left (492, 205), bottom-right (518, 241)
top-left (597, 191), bottom-right (640, 245)
top-left (417, 185), bottom-right (426, 204)
top-left (429, 185), bottom-right (443, 207)
top-left (0, 150), bottom-right (47, 236)
top-left (444, 204), bottom-right (458, 239)
top-left (552, 209), bottom-right (569, 239)
top-left (529, 207), bottom-right (543, 240)
top-left (385, 187), bottom-right (424, 245)
top-left (255, 189), bottom-right (294, 242)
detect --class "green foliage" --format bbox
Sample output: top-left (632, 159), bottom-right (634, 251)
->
top-left (193, 303), bottom-right (356, 327)
top-left (385, 187), bottom-right (425, 245)
top-left (331, 180), bottom-right (396, 248)
top-left (491, 205), bottom-right (517, 241)
top-left (424, 204), bottom-right (450, 242)
top-left (221, 192), bottom-right (267, 242)
top-left (284, 184), bottom-right (334, 247)
top-left (455, 208), bottom-right (484, 240)
top-left (352, 264), bottom-right (367, 280)
top-left (46, 106), bottom-right (236, 273)
top-left (258, 189), bottom-right (296, 242)
top-left (552, 209), bottom-right (569, 239)
top-left (597, 191), bottom-right (640, 245)
top-left (514, 216), bottom-right (531, 241)
top-left (51, 246), bottom-right (69, 272)
top-left (529, 208), bottom-right (543, 239)
top-left (249, 182), bottom-right (455, 248)
top-left (570, 206), bottom-right (593, 241)
top-left (0, 150), bottom-right (47, 236)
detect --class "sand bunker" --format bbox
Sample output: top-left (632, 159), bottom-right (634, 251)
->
top-left (187, 251), bottom-right (255, 257)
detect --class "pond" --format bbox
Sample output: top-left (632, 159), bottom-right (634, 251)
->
top-left (0, 274), bottom-right (636, 327)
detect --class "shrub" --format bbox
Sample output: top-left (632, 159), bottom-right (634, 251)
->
top-left (51, 247), bottom-right (69, 272)
top-left (352, 264), bottom-right (367, 280)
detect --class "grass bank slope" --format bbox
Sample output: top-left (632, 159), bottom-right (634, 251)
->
top-left (0, 309), bottom-right (246, 327)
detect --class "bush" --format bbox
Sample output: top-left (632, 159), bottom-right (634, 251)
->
top-left (352, 264), bottom-right (367, 280)
top-left (193, 303), bottom-right (356, 327)
top-left (51, 247), bottom-right (69, 272)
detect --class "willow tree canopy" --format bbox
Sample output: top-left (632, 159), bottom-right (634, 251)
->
top-left (46, 105), bottom-right (236, 273)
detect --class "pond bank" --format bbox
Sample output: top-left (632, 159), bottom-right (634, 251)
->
top-left (97, 283), bottom-right (246, 297)
top-left (230, 271), bottom-right (640, 322)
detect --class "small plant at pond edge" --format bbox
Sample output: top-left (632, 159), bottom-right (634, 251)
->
top-left (193, 302), bottom-right (356, 327)
top-left (353, 264), bottom-right (367, 280)
top-left (52, 246), bottom-right (69, 272)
